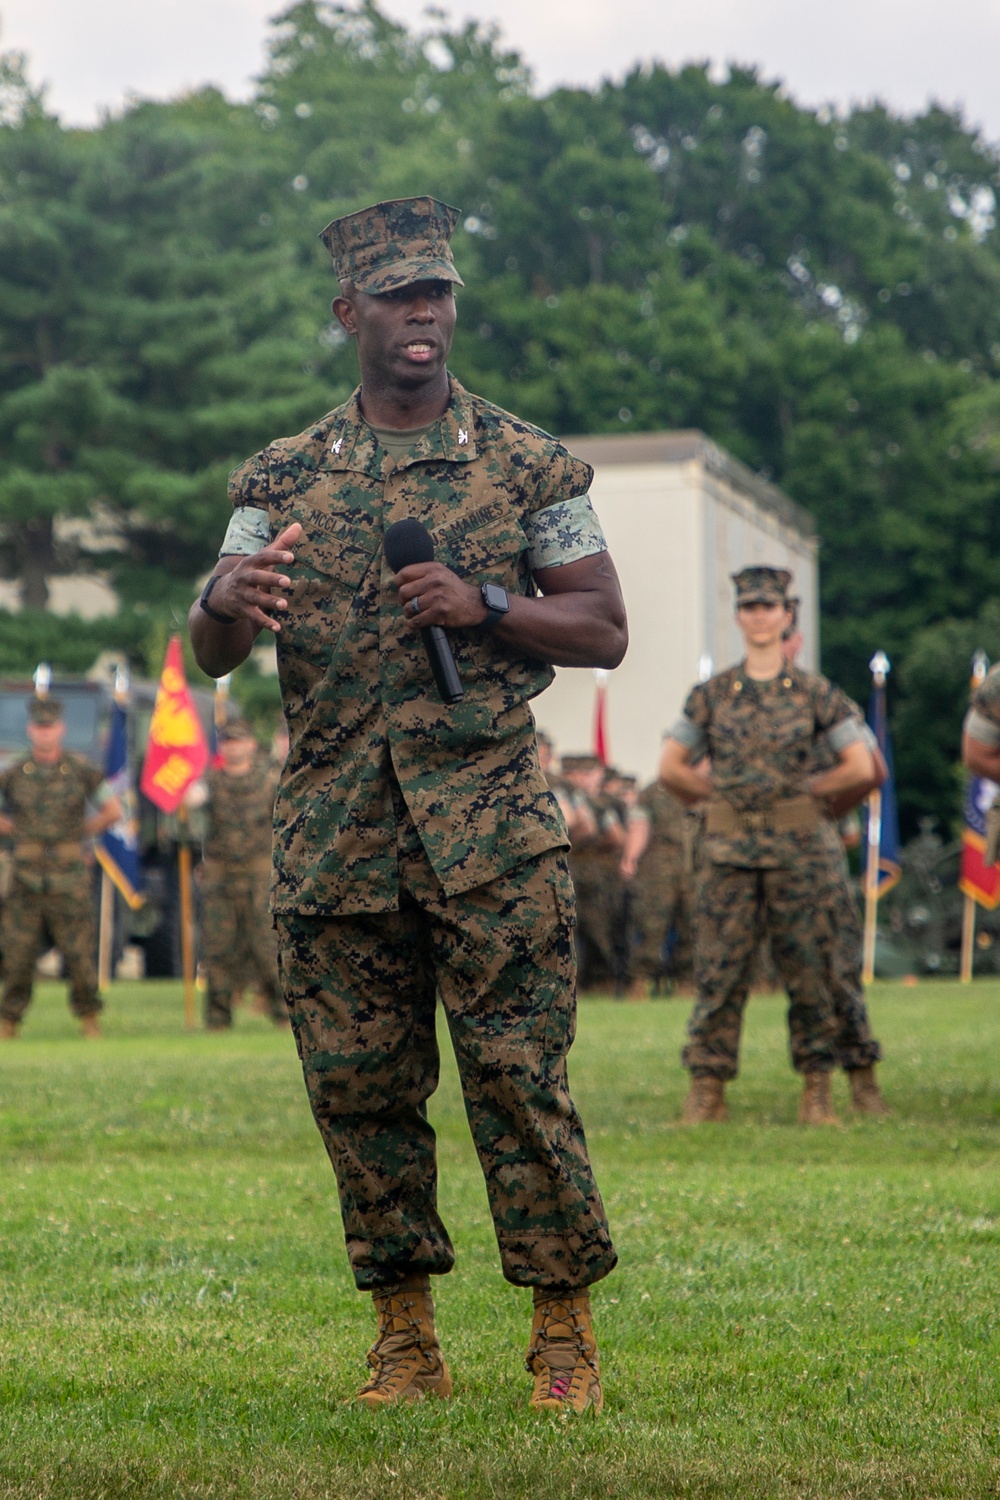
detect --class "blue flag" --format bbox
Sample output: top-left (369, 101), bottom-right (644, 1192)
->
top-left (95, 698), bottom-right (145, 909)
top-left (863, 680), bottom-right (901, 894)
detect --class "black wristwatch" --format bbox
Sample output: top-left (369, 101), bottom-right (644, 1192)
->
top-left (199, 574), bottom-right (237, 625)
top-left (480, 582), bottom-right (510, 629)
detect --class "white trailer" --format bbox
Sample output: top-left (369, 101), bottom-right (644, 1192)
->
top-left (535, 429), bottom-right (819, 783)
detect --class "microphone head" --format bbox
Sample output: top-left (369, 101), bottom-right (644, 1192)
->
top-left (384, 518), bottom-right (434, 572)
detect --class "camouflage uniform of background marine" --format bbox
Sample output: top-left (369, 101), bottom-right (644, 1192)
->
top-left (0, 700), bottom-right (105, 1025)
top-left (564, 757), bottom-right (627, 992)
top-left (198, 726), bottom-right (284, 1029)
top-left (964, 665), bottom-right (1000, 864)
top-left (627, 780), bottom-right (696, 991)
top-left (215, 198), bottom-right (615, 1406)
top-left (670, 567), bottom-right (867, 1118)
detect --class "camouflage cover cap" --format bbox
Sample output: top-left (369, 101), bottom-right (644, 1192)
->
top-left (561, 753), bottom-right (602, 771)
top-left (27, 696), bottom-right (63, 725)
top-left (218, 716), bottom-right (256, 741)
top-left (319, 196), bottom-right (465, 295)
top-left (732, 566), bottom-right (793, 605)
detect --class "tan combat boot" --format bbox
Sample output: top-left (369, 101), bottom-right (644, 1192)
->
top-left (354, 1276), bottom-right (452, 1408)
top-left (797, 1071), bottom-right (839, 1125)
top-left (80, 1015), bottom-right (102, 1040)
top-left (681, 1075), bottom-right (728, 1123)
top-left (527, 1289), bottom-right (603, 1414)
top-left (0, 1017), bottom-right (18, 1040)
top-left (848, 1066), bottom-right (891, 1116)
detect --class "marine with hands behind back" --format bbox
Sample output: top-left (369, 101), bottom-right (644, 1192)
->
top-left (660, 567), bottom-right (877, 1125)
top-left (0, 697), bottom-right (123, 1039)
top-left (189, 196), bottom-right (625, 1414)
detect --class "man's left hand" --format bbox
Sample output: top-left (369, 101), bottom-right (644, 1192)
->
top-left (395, 563), bottom-right (487, 631)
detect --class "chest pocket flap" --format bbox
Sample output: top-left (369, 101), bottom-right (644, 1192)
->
top-left (432, 501), bottom-right (530, 583)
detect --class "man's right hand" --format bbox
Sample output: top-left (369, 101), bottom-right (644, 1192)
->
top-left (208, 523), bottom-right (302, 635)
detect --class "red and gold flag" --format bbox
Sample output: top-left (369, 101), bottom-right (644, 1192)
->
top-left (140, 636), bottom-right (209, 813)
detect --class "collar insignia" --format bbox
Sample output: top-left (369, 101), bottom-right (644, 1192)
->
top-left (458, 428), bottom-right (468, 446)
top-left (331, 436), bottom-right (343, 455)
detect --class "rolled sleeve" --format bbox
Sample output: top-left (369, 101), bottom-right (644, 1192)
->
top-left (825, 717), bottom-right (866, 754)
top-left (668, 715), bottom-right (708, 762)
top-left (964, 707), bottom-right (1000, 749)
top-left (220, 506), bottom-right (271, 558)
top-left (523, 493), bottom-right (608, 571)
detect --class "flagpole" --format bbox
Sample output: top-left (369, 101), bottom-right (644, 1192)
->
top-left (862, 785), bottom-right (881, 985)
top-left (98, 872), bottom-right (115, 989)
top-left (861, 651), bottom-right (890, 986)
top-left (178, 805), bottom-right (196, 1030)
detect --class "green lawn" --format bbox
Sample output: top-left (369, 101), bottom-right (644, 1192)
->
top-left (1, 979), bottom-right (999, 1499)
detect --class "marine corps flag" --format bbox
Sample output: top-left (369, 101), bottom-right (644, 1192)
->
top-left (140, 636), bottom-right (209, 813)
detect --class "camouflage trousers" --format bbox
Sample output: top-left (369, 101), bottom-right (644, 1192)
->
top-left (683, 863), bottom-right (840, 1079)
top-left (629, 855), bottom-right (692, 983)
top-left (275, 826), bottom-right (616, 1293)
top-left (827, 851), bottom-right (882, 1072)
top-left (0, 879), bottom-right (102, 1021)
top-left (199, 860), bottom-right (283, 1028)
top-left (569, 856), bottom-right (624, 991)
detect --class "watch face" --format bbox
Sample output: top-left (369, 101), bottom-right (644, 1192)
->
top-left (483, 584), bottom-right (509, 611)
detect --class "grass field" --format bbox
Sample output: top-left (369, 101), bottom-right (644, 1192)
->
top-left (1, 980), bottom-right (999, 1499)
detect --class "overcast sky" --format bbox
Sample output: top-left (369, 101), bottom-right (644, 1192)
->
top-left (3, 0), bottom-right (1000, 142)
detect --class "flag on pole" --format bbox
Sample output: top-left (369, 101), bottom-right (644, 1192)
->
top-left (140, 636), bottom-right (210, 813)
top-left (959, 650), bottom-right (1000, 909)
top-left (94, 667), bottom-right (145, 909)
top-left (592, 669), bottom-right (610, 766)
top-left (863, 651), bottom-right (902, 895)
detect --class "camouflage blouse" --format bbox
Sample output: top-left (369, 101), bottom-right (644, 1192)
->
top-left (0, 753), bottom-right (105, 850)
top-left (670, 663), bottom-right (863, 868)
top-left (203, 757), bottom-right (278, 866)
top-left (221, 377), bottom-right (607, 914)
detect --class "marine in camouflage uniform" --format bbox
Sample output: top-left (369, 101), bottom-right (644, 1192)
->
top-left (562, 755), bottom-right (627, 993)
top-left (192, 717), bottom-right (285, 1029)
top-left (0, 697), bottom-right (122, 1038)
top-left (188, 197), bottom-right (623, 1413)
top-left (662, 566), bottom-right (873, 1124)
top-left (625, 780), bottom-right (695, 994)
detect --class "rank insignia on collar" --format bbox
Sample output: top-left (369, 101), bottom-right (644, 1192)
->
top-left (331, 436), bottom-right (343, 455)
top-left (458, 428), bottom-right (468, 445)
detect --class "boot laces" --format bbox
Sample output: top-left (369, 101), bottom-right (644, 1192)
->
top-left (527, 1296), bottom-right (592, 1399)
top-left (364, 1289), bottom-right (433, 1391)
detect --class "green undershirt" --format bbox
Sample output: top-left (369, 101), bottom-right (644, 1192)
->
top-left (366, 420), bottom-right (436, 462)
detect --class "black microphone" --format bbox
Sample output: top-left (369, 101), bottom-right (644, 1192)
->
top-left (383, 518), bottom-right (464, 705)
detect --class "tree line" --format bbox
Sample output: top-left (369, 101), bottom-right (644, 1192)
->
top-left (2, 0), bottom-right (1000, 833)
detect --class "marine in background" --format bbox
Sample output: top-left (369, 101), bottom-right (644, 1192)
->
top-left (561, 753), bottom-right (628, 993)
top-left (621, 778), bottom-right (697, 999)
top-left (185, 717), bottom-right (285, 1030)
top-left (0, 697), bottom-right (122, 1039)
top-left (782, 600), bottom-right (890, 1114)
top-left (661, 566), bottom-right (877, 1125)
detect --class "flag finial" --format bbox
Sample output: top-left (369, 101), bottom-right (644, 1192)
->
top-left (869, 650), bottom-right (890, 684)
